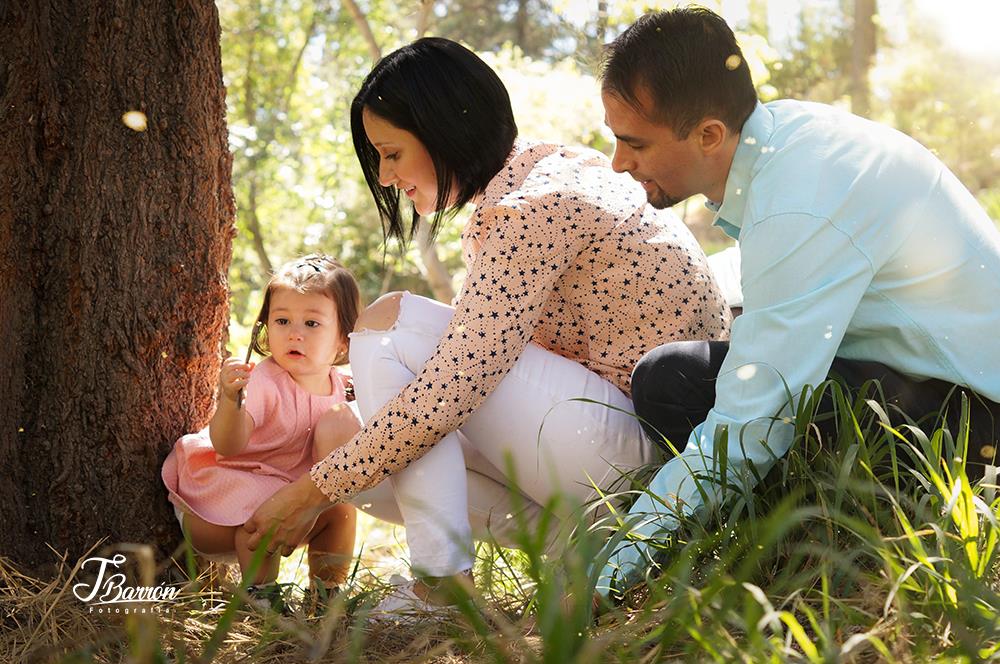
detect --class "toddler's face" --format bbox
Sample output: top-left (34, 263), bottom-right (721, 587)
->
top-left (266, 287), bottom-right (344, 389)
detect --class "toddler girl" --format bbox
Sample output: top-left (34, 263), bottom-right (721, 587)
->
top-left (162, 254), bottom-right (363, 610)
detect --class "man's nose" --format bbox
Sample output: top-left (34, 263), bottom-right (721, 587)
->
top-left (610, 145), bottom-right (634, 174)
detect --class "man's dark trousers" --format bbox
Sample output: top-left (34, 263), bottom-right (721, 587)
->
top-left (631, 340), bottom-right (1000, 482)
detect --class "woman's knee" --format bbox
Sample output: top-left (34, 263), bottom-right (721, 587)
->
top-left (354, 291), bottom-right (404, 333)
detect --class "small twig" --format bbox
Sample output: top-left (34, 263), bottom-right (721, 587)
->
top-left (236, 321), bottom-right (263, 409)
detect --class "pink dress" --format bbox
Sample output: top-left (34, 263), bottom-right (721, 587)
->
top-left (162, 357), bottom-right (348, 526)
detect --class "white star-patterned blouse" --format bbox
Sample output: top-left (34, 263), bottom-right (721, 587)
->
top-left (311, 140), bottom-right (731, 502)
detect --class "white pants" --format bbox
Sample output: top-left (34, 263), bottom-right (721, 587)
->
top-left (348, 293), bottom-right (658, 577)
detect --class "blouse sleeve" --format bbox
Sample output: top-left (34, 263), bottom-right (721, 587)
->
top-left (310, 196), bottom-right (602, 502)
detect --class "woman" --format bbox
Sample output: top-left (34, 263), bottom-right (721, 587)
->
top-left (244, 37), bottom-right (730, 616)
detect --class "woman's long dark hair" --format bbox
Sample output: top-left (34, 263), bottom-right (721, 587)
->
top-left (351, 37), bottom-right (518, 244)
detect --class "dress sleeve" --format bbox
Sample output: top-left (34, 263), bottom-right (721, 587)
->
top-left (310, 198), bottom-right (598, 502)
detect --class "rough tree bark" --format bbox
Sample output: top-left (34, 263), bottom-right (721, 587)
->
top-left (0, 1), bottom-right (235, 572)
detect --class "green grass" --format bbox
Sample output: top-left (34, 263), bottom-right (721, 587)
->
top-left (5, 379), bottom-right (1000, 662)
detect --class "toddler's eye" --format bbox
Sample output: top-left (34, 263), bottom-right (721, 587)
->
top-left (274, 318), bottom-right (289, 325)
top-left (306, 320), bottom-right (321, 328)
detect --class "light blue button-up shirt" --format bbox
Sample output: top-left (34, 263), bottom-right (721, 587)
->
top-left (597, 100), bottom-right (1000, 596)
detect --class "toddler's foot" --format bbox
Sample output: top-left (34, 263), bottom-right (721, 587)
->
top-left (307, 582), bottom-right (342, 616)
top-left (246, 582), bottom-right (288, 614)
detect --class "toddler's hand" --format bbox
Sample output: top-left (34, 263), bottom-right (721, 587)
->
top-left (219, 357), bottom-right (255, 402)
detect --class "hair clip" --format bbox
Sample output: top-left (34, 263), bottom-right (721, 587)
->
top-left (295, 261), bottom-right (323, 273)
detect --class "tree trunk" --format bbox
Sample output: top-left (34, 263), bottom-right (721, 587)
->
top-left (415, 222), bottom-right (456, 303)
top-left (416, 0), bottom-right (434, 38)
top-left (515, 0), bottom-right (529, 51)
top-left (851, 0), bottom-right (877, 117)
top-left (0, 1), bottom-right (235, 572)
top-left (596, 0), bottom-right (609, 44)
top-left (343, 0), bottom-right (382, 63)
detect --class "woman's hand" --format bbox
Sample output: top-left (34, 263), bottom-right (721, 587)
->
top-left (244, 474), bottom-right (331, 557)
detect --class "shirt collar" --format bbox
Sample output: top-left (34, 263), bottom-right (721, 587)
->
top-left (707, 102), bottom-right (775, 239)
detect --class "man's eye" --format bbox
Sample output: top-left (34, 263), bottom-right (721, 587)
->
top-left (386, 152), bottom-right (399, 161)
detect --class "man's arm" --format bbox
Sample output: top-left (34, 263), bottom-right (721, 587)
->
top-left (597, 211), bottom-right (874, 597)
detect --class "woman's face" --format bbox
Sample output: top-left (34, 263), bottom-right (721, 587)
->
top-left (362, 107), bottom-right (442, 216)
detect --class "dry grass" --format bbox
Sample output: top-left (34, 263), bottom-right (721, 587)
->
top-left (7, 387), bottom-right (1000, 662)
top-left (0, 514), bottom-right (541, 664)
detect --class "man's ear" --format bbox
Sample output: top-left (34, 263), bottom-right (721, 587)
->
top-left (696, 118), bottom-right (729, 155)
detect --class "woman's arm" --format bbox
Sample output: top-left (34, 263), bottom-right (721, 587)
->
top-left (311, 195), bottom-right (598, 503)
top-left (209, 358), bottom-right (255, 456)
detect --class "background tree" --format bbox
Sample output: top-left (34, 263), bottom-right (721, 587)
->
top-left (850, 0), bottom-right (877, 116)
top-left (0, 1), bottom-right (234, 570)
top-left (435, 0), bottom-right (580, 59)
top-left (217, 0), bottom-right (1000, 343)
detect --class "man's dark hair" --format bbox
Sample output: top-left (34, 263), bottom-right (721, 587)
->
top-left (351, 37), bottom-right (517, 243)
top-left (601, 7), bottom-right (757, 138)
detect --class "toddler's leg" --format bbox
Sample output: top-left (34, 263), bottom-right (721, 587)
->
top-left (313, 401), bottom-right (361, 462)
top-left (307, 503), bottom-right (357, 587)
top-left (183, 512), bottom-right (277, 584)
top-left (181, 512), bottom-right (237, 556)
top-left (234, 526), bottom-right (282, 585)
top-left (308, 402), bottom-right (360, 588)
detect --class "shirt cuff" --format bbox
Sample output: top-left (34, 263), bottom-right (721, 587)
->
top-left (595, 541), bottom-right (651, 600)
top-left (309, 458), bottom-right (346, 503)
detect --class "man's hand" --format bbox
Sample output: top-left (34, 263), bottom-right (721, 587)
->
top-left (244, 474), bottom-right (330, 557)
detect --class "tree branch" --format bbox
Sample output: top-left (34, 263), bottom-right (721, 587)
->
top-left (343, 0), bottom-right (382, 61)
top-left (416, 0), bottom-right (433, 38)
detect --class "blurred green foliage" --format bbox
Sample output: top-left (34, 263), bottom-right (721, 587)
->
top-left (219, 0), bottom-right (1000, 352)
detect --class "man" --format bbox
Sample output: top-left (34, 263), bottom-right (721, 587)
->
top-left (596, 7), bottom-right (1000, 598)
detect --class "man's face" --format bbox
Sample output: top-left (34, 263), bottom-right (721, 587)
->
top-left (602, 86), bottom-right (709, 209)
